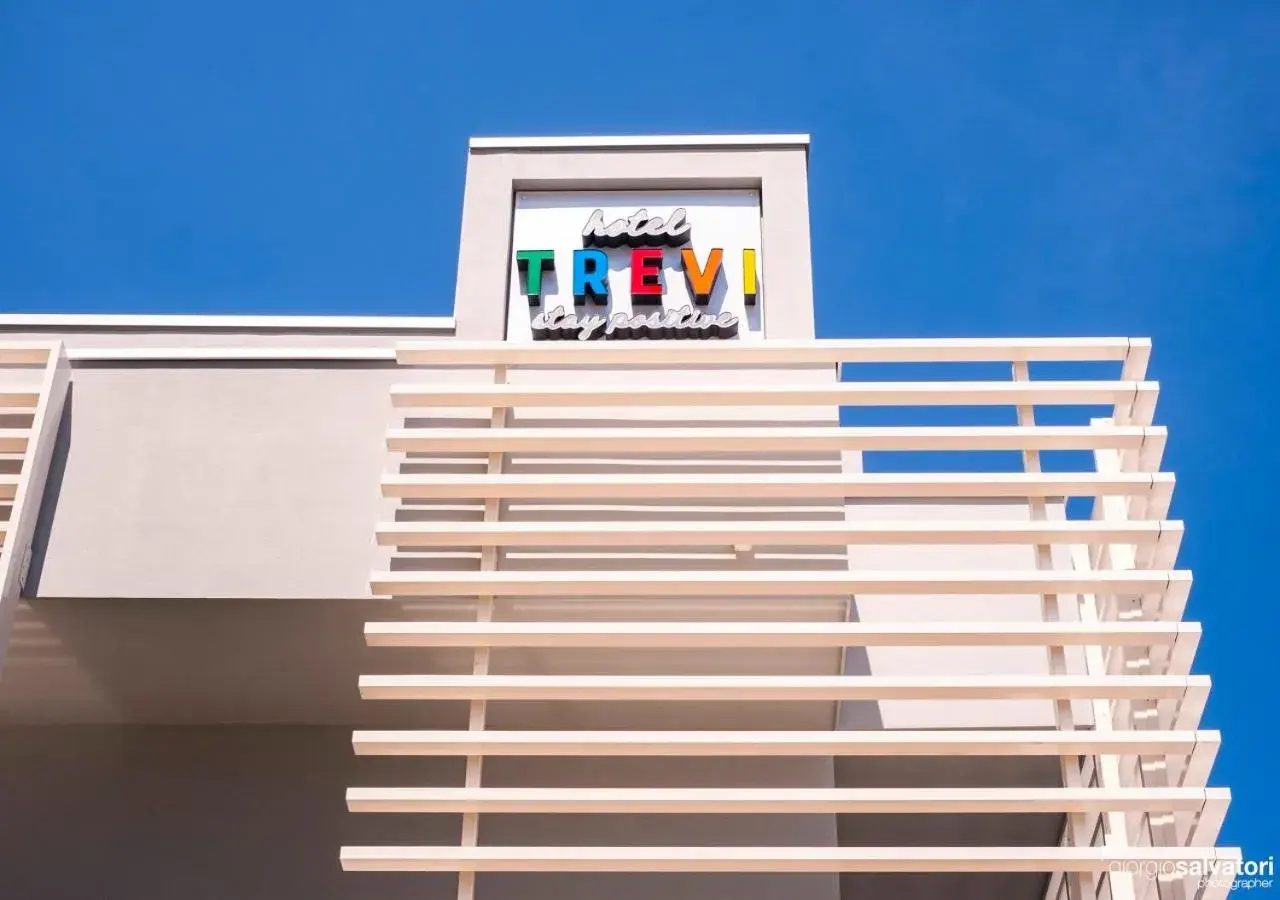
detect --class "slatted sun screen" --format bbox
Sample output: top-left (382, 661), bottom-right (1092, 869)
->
top-left (0, 343), bottom-right (70, 670)
top-left (348, 338), bottom-right (1236, 900)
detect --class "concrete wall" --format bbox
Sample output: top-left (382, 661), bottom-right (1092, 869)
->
top-left (841, 498), bottom-right (1090, 730)
top-left (27, 363), bottom-right (398, 599)
top-left (0, 726), bottom-right (1061, 900)
top-left (0, 726), bottom-right (458, 900)
top-left (0, 320), bottom-right (454, 604)
top-left (453, 143), bottom-right (815, 340)
top-left (0, 342), bottom-right (849, 900)
top-left (0, 138), bottom-right (1075, 900)
top-left (0, 355), bottom-right (1084, 732)
top-left (0, 726), bottom-right (837, 900)
top-left (835, 754), bottom-right (1059, 900)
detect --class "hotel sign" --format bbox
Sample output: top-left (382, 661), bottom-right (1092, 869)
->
top-left (511, 196), bottom-right (761, 342)
top-left (581, 208), bottom-right (692, 248)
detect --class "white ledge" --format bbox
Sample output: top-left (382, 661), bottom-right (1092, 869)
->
top-left (469, 134), bottom-right (811, 152)
top-left (66, 346), bottom-right (398, 363)
top-left (0, 313), bottom-right (456, 333)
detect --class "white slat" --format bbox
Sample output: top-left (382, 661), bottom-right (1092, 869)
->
top-left (351, 728), bottom-right (1220, 759)
top-left (363, 620), bottom-right (1195, 649)
top-left (340, 844), bottom-right (1240, 873)
top-left (375, 519), bottom-right (1176, 548)
top-left (381, 471), bottom-right (1173, 501)
top-left (358, 673), bottom-right (1209, 702)
top-left (395, 338), bottom-right (1140, 367)
top-left (387, 424), bottom-right (1162, 453)
top-left (390, 380), bottom-right (1157, 409)
top-left (347, 785), bottom-right (1225, 814)
top-left (370, 568), bottom-right (1188, 598)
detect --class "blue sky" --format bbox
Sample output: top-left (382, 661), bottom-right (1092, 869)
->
top-left (3, 0), bottom-right (1278, 858)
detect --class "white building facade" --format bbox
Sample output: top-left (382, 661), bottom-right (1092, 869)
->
top-left (0, 135), bottom-right (1233, 900)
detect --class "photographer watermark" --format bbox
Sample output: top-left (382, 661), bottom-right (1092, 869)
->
top-left (1109, 856), bottom-right (1274, 892)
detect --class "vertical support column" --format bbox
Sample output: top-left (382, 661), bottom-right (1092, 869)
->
top-left (1068, 554), bottom-right (1140, 900)
top-left (1113, 338), bottom-right (1152, 427)
top-left (1014, 362), bottom-right (1088, 900)
top-left (834, 360), bottom-right (855, 733)
top-left (1094, 421), bottom-right (1187, 900)
top-left (0, 343), bottom-right (69, 669)
top-left (457, 364), bottom-right (508, 900)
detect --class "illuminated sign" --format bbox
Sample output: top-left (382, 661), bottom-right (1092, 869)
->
top-left (515, 206), bottom-right (758, 341)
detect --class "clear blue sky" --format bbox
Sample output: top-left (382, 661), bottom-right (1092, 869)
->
top-left (3, 0), bottom-right (1277, 859)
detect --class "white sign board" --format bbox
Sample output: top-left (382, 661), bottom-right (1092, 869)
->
top-left (506, 190), bottom-right (764, 342)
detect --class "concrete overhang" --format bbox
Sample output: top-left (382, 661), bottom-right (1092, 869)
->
top-left (469, 133), bottom-right (811, 154)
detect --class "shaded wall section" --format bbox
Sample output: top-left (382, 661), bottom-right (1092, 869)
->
top-left (0, 726), bottom-right (456, 900)
top-left (0, 726), bottom-right (839, 900)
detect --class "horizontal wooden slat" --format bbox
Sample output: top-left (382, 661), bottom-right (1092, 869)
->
top-left (340, 844), bottom-right (1238, 873)
top-left (0, 431), bottom-right (29, 453)
top-left (358, 673), bottom-right (1208, 701)
top-left (370, 568), bottom-right (1188, 598)
top-left (387, 424), bottom-right (1163, 454)
top-left (382, 471), bottom-right (1174, 501)
top-left (0, 391), bottom-right (40, 408)
top-left (390, 380), bottom-right (1157, 410)
top-left (375, 519), bottom-right (1178, 548)
top-left (352, 728), bottom-right (1220, 758)
top-left (364, 620), bottom-right (1196, 649)
top-left (346, 785), bottom-right (1225, 814)
top-left (395, 338), bottom-right (1142, 367)
top-left (0, 475), bottom-right (17, 501)
top-left (0, 344), bottom-right (54, 366)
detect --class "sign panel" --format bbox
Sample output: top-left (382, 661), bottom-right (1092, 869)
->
top-left (506, 190), bottom-right (763, 342)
